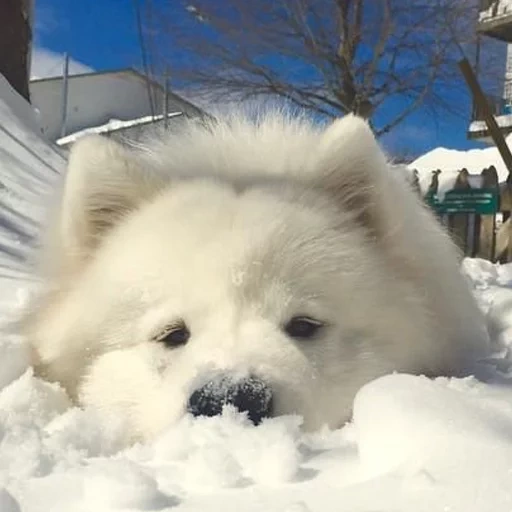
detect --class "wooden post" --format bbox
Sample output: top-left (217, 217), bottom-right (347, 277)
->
top-left (476, 166), bottom-right (499, 260)
top-left (459, 58), bottom-right (512, 179)
top-left (499, 180), bottom-right (512, 263)
top-left (411, 169), bottom-right (421, 195)
top-left (163, 68), bottom-right (169, 130)
top-left (507, 204), bottom-right (512, 263)
top-left (459, 57), bottom-right (512, 261)
top-left (427, 170), bottom-right (445, 225)
top-left (448, 169), bottom-right (471, 254)
top-left (496, 182), bottom-right (510, 262)
top-left (428, 170), bottom-right (441, 195)
top-left (60, 53), bottom-right (69, 139)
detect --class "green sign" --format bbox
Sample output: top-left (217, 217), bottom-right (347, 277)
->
top-left (426, 188), bottom-right (498, 215)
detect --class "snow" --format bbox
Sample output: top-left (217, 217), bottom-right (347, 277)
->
top-left (4, 74), bottom-right (512, 511)
top-left (409, 133), bottom-right (512, 195)
top-left (480, 0), bottom-right (512, 22)
top-left (56, 112), bottom-right (184, 147)
top-left (470, 114), bottom-right (512, 133)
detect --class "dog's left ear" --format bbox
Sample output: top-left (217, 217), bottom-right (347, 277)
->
top-left (315, 115), bottom-right (399, 238)
top-left (58, 135), bottom-right (167, 271)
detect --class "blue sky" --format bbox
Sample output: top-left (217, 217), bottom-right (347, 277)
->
top-left (33, 0), bottom-right (490, 158)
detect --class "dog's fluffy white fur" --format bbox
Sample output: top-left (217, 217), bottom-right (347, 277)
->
top-left (22, 110), bottom-right (489, 440)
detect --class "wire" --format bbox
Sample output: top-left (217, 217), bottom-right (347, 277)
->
top-left (133, 0), bottom-right (156, 118)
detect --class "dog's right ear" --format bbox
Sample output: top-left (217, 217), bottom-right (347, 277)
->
top-left (58, 135), bottom-right (165, 269)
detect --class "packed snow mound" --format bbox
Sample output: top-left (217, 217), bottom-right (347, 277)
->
top-left (463, 258), bottom-right (512, 362)
top-left (2, 336), bottom-right (512, 511)
top-left (3, 74), bottom-right (512, 510)
top-left (410, 136), bottom-right (512, 179)
top-left (409, 135), bottom-right (512, 195)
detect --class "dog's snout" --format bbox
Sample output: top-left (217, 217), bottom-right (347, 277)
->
top-left (187, 375), bottom-right (273, 425)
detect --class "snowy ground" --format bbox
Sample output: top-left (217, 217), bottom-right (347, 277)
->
top-left (3, 78), bottom-right (512, 511)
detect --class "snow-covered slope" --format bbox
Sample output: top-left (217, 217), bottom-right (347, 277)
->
top-left (0, 75), bottom-right (64, 317)
top-left (2, 79), bottom-right (512, 512)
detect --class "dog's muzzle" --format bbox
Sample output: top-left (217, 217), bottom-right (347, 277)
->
top-left (187, 375), bottom-right (273, 425)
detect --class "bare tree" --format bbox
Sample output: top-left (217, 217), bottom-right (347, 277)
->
top-left (141, 0), bottom-right (501, 136)
top-left (0, 0), bottom-right (32, 101)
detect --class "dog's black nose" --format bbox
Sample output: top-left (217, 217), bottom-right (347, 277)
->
top-left (187, 375), bottom-right (273, 425)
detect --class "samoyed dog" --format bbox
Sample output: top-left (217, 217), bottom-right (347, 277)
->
top-left (21, 111), bottom-right (489, 440)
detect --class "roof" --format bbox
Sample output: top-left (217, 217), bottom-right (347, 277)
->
top-left (30, 67), bottom-right (158, 87)
top-left (30, 68), bottom-right (208, 119)
top-left (56, 112), bottom-right (184, 146)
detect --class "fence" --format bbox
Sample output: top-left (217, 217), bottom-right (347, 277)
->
top-left (412, 165), bottom-right (512, 262)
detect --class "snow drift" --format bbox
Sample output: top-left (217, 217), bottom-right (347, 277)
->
top-left (409, 134), bottom-right (512, 196)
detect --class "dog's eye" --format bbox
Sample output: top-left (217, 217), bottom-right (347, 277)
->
top-left (154, 322), bottom-right (190, 348)
top-left (284, 316), bottom-right (324, 340)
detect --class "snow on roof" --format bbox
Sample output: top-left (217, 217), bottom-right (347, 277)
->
top-left (56, 112), bottom-right (184, 146)
top-left (30, 67), bottom-right (157, 86)
top-left (480, 0), bottom-right (512, 22)
top-left (469, 114), bottom-right (512, 133)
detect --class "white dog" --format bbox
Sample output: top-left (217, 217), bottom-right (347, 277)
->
top-left (21, 111), bottom-right (489, 440)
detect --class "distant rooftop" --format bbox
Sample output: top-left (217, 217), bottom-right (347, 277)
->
top-left (478, 0), bottom-right (512, 42)
top-left (31, 67), bottom-right (156, 86)
top-left (56, 112), bottom-right (185, 147)
top-left (30, 67), bottom-right (208, 119)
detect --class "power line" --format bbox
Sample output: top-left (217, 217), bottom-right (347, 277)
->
top-left (143, 0), bottom-right (158, 83)
top-left (133, 0), bottom-right (156, 118)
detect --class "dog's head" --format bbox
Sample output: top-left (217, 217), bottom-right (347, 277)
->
top-left (25, 113), bottom-right (445, 440)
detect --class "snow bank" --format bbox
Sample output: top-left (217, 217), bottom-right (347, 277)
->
top-left (409, 135), bottom-right (512, 195)
top-left (3, 73), bottom-right (512, 511)
top-left (0, 75), bottom-right (64, 317)
top-left (2, 317), bottom-right (512, 511)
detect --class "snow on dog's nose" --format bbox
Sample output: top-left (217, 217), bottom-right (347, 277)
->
top-left (187, 375), bottom-right (273, 425)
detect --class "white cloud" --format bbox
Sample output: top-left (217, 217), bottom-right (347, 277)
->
top-left (30, 47), bottom-right (93, 80)
top-left (33, 6), bottom-right (62, 41)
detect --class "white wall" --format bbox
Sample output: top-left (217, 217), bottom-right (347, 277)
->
top-left (0, 73), bottom-right (64, 308)
top-left (30, 72), bottom-right (194, 141)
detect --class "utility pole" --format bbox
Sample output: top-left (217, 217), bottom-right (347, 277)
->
top-left (163, 67), bottom-right (170, 130)
top-left (60, 53), bottom-right (70, 139)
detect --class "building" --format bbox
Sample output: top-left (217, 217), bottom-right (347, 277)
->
top-left (29, 68), bottom-right (207, 145)
top-left (55, 112), bottom-right (188, 149)
top-left (469, 0), bottom-right (512, 142)
top-left (478, 0), bottom-right (512, 41)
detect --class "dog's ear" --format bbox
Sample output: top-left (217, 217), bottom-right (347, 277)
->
top-left (315, 114), bottom-right (398, 238)
top-left (58, 135), bottom-right (165, 265)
